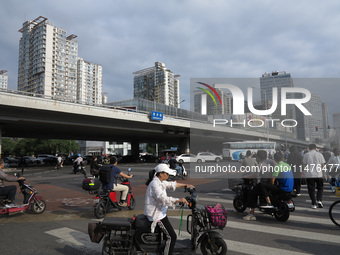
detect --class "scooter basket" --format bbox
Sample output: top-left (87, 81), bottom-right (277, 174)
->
top-left (206, 203), bottom-right (227, 228)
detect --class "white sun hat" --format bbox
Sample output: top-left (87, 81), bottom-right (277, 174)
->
top-left (155, 163), bottom-right (173, 175)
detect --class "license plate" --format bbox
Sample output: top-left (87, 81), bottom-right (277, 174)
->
top-left (94, 199), bottom-right (100, 203)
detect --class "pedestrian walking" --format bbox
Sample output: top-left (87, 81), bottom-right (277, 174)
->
top-left (287, 146), bottom-right (303, 196)
top-left (303, 144), bottom-right (326, 209)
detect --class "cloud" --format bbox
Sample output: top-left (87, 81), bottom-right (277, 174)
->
top-left (1, 0), bottom-right (340, 118)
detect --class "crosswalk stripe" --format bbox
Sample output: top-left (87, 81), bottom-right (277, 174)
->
top-left (227, 221), bottom-right (339, 245)
top-left (46, 225), bottom-right (311, 255)
top-left (200, 196), bottom-right (340, 213)
top-left (170, 215), bottom-right (339, 245)
top-left (45, 227), bottom-right (99, 252)
top-left (173, 226), bottom-right (311, 255)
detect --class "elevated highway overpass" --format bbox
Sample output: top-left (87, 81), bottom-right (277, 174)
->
top-left (0, 90), bottom-right (308, 155)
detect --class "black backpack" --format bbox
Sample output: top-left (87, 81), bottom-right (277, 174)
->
top-left (99, 165), bottom-right (113, 184)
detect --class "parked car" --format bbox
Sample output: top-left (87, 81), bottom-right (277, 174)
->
top-left (19, 156), bottom-right (40, 166)
top-left (4, 157), bottom-right (19, 166)
top-left (176, 154), bottom-right (200, 163)
top-left (64, 155), bottom-right (78, 165)
top-left (37, 154), bottom-right (56, 165)
top-left (119, 155), bottom-right (142, 163)
top-left (140, 154), bottom-right (160, 163)
top-left (196, 152), bottom-right (223, 163)
top-left (43, 156), bottom-right (58, 165)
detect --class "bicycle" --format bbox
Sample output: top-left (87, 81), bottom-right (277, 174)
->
top-left (329, 199), bottom-right (340, 227)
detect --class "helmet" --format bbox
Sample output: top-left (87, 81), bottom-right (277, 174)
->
top-left (77, 154), bottom-right (81, 157)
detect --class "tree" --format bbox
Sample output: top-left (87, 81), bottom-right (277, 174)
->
top-left (1, 138), bottom-right (17, 156)
top-left (3, 138), bottom-right (79, 156)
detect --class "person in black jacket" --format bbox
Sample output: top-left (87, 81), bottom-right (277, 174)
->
top-left (287, 146), bottom-right (303, 196)
top-left (168, 154), bottom-right (182, 175)
top-left (90, 156), bottom-right (100, 177)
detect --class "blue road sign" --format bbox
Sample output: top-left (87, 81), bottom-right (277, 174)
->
top-left (151, 111), bottom-right (164, 121)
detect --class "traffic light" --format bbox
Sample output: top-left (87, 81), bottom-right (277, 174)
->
top-left (315, 126), bottom-right (318, 132)
top-left (328, 125), bottom-right (331, 131)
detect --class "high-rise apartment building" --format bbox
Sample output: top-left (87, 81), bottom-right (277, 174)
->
top-left (77, 58), bottom-right (102, 104)
top-left (260, 71), bottom-right (295, 117)
top-left (333, 113), bottom-right (340, 146)
top-left (260, 71), bottom-right (298, 139)
top-left (133, 62), bottom-right (180, 107)
top-left (18, 16), bottom-right (102, 104)
top-left (0, 70), bottom-right (8, 89)
top-left (296, 92), bottom-right (326, 142)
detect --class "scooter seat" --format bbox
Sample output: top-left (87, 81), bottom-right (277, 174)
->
top-left (277, 192), bottom-right (296, 200)
top-left (0, 195), bottom-right (7, 199)
top-left (134, 214), bottom-right (152, 229)
top-left (101, 217), bottom-right (131, 230)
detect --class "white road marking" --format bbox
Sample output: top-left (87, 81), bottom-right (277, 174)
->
top-left (45, 227), bottom-right (100, 253)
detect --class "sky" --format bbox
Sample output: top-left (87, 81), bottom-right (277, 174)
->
top-left (1, 0), bottom-right (340, 122)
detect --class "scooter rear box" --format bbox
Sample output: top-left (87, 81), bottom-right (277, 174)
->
top-left (101, 217), bottom-right (131, 230)
top-left (82, 177), bottom-right (100, 191)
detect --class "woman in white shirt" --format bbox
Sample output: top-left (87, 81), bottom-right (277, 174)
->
top-left (144, 163), bottom-right (194, 255)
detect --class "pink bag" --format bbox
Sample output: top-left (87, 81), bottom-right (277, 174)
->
top-left (205, 203), bottom-right (227, 228)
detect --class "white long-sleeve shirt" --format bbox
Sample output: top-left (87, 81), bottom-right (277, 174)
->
top-left (144, 176), bottom-right (178, 232)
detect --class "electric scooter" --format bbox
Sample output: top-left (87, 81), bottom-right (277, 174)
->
top-left (73, 161), bottom-right (87, 177)
top-left (231, 178), bottom-right (295, 221)
top-left (93, 168), bottom-right (135, 219)
top-left (90, 187), bottom-right (228, 255)
top-left (0, 178), bottom-right (46, 215)
top-left (168, 162), bottom-right (189, 180)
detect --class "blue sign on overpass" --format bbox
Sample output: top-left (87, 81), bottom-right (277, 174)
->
top-left (151, 111), bottom-right (164, 121)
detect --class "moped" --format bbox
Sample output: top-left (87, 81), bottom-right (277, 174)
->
top-left (91, 187), bottom-right (228, 255)
top-left (73, 161), bottom-right (87, 177)
top-left (230, 178), bottom-right (295, 221)
top-left (93, 168), bottom-right (135, 219)
top-left (168, 162), bottom-right (189, 180)
top-left (0, 178), bottom-right (46, 215)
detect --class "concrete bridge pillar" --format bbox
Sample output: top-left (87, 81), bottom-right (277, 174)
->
top-left (131, 140), bottom-right (140, 157)
top-left (179, 137), bottom-right (190, 154)
top-left (0, 126), bottom-right (2, 157)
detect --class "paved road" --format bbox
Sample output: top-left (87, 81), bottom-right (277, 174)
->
top-left (0, 163), bottom-right (339, 255)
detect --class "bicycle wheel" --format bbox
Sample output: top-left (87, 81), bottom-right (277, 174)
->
top-left (329, 200), bottom-right (340, 227)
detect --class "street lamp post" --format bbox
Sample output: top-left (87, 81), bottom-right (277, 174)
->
top-left (176, 99), bottom-right (185, 117)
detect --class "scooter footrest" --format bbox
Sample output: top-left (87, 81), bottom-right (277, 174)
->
top-left (101, 217), bottom-right (131, 230)
top-left (174, 239), bottom-right (192, 251)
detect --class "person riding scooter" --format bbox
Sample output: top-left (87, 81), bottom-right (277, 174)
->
top-left (102, 156), bottom-right (133, 207)
top-left (73, 154), bottom-right (83, 169)
top-left (0, 158), bottom-right (26, 207)
top-left (168, 154), bottom-right (182, 175)
top-left (243, 150), bottom-right (276, 221)
top-left (256, 151), bottom-right (294, 208)
top-left (144, 163), bottom-right (194, 255)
